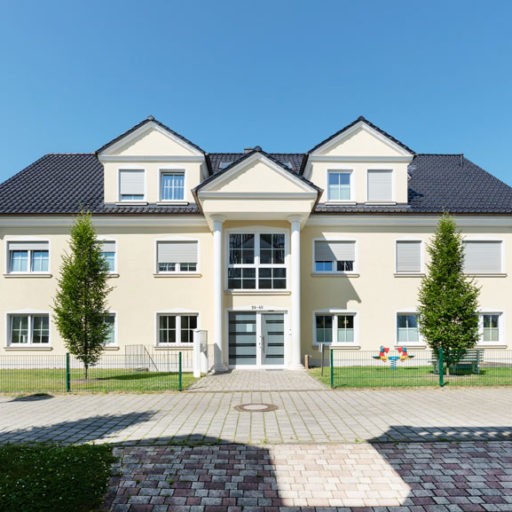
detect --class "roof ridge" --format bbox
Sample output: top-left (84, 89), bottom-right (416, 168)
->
top-left (415, 153), bottom-right (464, 157)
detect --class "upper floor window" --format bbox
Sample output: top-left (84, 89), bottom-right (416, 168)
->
top-left (157, 241), bottom-right (198, 273)
top-left (8, 314), bottom-right (49, 345)
top-left (367, 169), bottom-right (392, 202)
top-left (8, 241), bottom-right (49, 273)
top-left (100, 241), bottom-right (116, 273)
top-left (158, 314), bottom-right (197, 344)
top-left (480, 313), bottom-right (501, 343)
top-left (160, 171), bottom-right (185, 201)
top-left (314, 240), bottom-right (355, 273)
top-left (119, 169), bottom-right (145, 201)
top-left (315, 313), bottom-right (355, 344)
top-left (228, 233), bottom-right (286, 290)
top-left (463, 241), bottom-right (502, 274)
top-left (397, 313), bottom-right (420, 343)
top-left (396, 241), bottom-right (421, 274)
top-left (328, 171), bottom-right (351, 201)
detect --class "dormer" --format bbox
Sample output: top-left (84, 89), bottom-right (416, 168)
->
top-left (304, 117), bottom-right (415, 205)
top-left (97, 117), bottom-right (207, 205)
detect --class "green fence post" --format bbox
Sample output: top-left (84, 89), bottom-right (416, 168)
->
top-left (65, 353), bottom-right (71, 392)
top-left (178, 351), bottom-right (183, 391)
top-left (438, 347), bottom-right (444, 387)
top-left (330, 348), bottom-right (334, 388)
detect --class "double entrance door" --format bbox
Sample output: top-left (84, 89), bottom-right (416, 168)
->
top-left (228, 311), bottom-right (285, 368)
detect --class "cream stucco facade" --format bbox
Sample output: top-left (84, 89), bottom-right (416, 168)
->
top-left (1, 117), bottom-right (510, 369)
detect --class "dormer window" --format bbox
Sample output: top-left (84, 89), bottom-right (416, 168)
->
top-left (160, 171), bottom-right (185, 201)
top-left (367, 169), bottom-right (392, 202)
top-left (119, 169), bottom-right (145, 201)
top-left (328, 171), bottom-right (352, 201)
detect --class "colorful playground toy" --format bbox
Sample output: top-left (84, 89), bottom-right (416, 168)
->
top-left (373, 346), bottom-right (415, 369)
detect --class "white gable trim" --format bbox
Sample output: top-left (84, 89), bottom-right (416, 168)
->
top-left (98, 121), bottom-right (203, 158)
top-left (198, 152), bottom-right (318, 194)
top-left (100, 155), bottom-right (204, 163)
top-left (311, 120), bottom-right (413, 157)
top-left (309, 155), bottom-right (412, 163)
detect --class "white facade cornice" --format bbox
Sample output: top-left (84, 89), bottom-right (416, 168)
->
top-left (98, 155), bottom-right (205, 163)
top-left (198, 192), bottom-right (318, 200)
top-left (308, 155), bottom-right (413, 163)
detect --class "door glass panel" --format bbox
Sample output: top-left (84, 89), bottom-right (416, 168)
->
top-left (262, 313), bottom-right (284, 365)
top-left (229, 312), bottom-right (256, 365)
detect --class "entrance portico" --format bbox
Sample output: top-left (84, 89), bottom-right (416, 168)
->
top-left (194, 150), bottom-right (321, 371)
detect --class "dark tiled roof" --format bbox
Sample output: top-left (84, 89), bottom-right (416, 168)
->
top-left (208, 152), bottom-right (305, 175)
top-left (308, 116), bottom-right (415, 155)
top-left (0, 153), bottom-right (511, 215)
top-left (96, 116), bottom-right (205, 155)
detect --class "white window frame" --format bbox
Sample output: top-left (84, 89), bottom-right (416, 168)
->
top-left (312, 310), bottom-right (358, 346)
top-left (463, 240), bottom-right (503, 275)
top-left (396, 312), bottom-right (423, 345)
top-left (155, 239), bottom-right (199, 274)
top-left (159, 169), bottom-right (186, 202)
top-left (156, 312), bottom-right (199, 346)
top-left (98, 240), bottom-right (117, 274)
top-left (312, 239), bottom-right (357, 274)
top-left (6, 240), bottom-right (51, 274)
top-left (395, 240), bottom-right (423, 274)
top-left (366, 168), bottom-right (394, 203)
top-left (118, 169), bottom-right (146, 202)
top-left (7, 313), bottom-right (50, 346)
top-left (104, 312), bottom-right (117, 346)
top-left (327, 170), bottom-right (353, 202)
top-left (478, 311), bottom-right (503, 344)
top-left (226, 228), bottom-right (289, 291)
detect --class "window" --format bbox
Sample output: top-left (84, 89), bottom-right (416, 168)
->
top-left (480, 313), bottom-right (501, 343)
top-left (328, 171), bottom-right (351, 201)
top-left (367, 170), bottom-right (392, 202)
top-left (100, 241), bottom-right (116, 273)
top-left (103, 314), bottom-right (116, 345)
top-left (314, 241), bottom-right (355, 273)
top-left (119, 169), bottom-right (144, 201)
top-left (396, 241), bottom-right (421, 273)
top-left (397, 314), bottom-right (420, 343)
top-left (315, 313), bottom-right (355, 344)
top-left (8, 242), bottom-right (49, 273)
top-left (160, 171), bottom-right (185, 201)
top-left (227, 233), bottom-right (286, 290)
top-left (8, 314), bottom-right (49, 345)
top-left (158, 314), bottom-right (197, 344)
top-left (157, 241), bottom-right (198, 273)
top-left (464, 241), bottom-right (502, 274)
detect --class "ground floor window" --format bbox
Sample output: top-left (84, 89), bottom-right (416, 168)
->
top-left (480, 313), bottom-right (501, 343)
top-left (8, 314), bottom-right (49, 345)
top-left (396, 313), bottom-right (419, 343)
top-left (158, 314), bottom-right (197, 344)
top-left (315, 313), bottom-right (355, 344)
top-left (104, 314), bottom-right (116, 345)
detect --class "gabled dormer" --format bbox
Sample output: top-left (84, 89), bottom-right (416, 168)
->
top-left (97, 116), bottom-right (207, 205)
top-left (304, 116), bottom-right (415, 205)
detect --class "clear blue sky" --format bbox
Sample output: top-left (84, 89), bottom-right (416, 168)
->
top-left (1, 0), bottom-right (511, 184)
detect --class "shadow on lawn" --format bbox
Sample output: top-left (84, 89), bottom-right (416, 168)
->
top-left (87, 372), bottom-right (176, 382)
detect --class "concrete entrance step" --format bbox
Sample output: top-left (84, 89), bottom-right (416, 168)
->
top-left (187, 369), bottom-right (327, 392)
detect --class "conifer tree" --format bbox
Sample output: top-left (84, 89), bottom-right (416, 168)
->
top-left (418, 214), bottom-right (480, 373)
top-left (53, 213), bottom-right (112, 379)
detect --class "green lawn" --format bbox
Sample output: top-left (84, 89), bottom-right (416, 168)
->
top-left (0, 443), bottom-right (114, 512)
top-left (0, 368), bottom-right (196, 393)
top-left (310, 365), bottom-right (512, 388)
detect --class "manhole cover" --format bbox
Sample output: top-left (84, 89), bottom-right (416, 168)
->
top-left (234, 403), bottom-right (278, 413)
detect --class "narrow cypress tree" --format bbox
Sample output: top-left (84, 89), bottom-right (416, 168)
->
top-left (53, 213), bottom-right (112, 379)
top-left (418, 214), bottom-right (480, 373)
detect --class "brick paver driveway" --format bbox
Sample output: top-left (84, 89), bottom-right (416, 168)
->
top-left (2, 370), bottom-right (512, 510)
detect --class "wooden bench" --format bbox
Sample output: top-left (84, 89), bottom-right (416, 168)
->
top-left (432, 349), bottom-right (483, 375)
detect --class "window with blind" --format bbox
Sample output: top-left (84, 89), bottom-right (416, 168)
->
top-left (8, 241), bottom-right (49, 273)
top-left (396, 241), bottom-right (421, 273)
top-left (367, 169), bottom-right (392, 202)
top-left (397, 314), bottom-right (420, 343)
top-left (463, 241), bottom-right (502, 274)
top-left (157, 241), bottom-right (198, 273)
top-left (119, 169), bottom-right (145, 201)
top-left (479, 313), bottom-right (501, 343)
top-left (100, 241), bottom-right (116, 273)
top-left (314, 240), bottom-right (355, 273)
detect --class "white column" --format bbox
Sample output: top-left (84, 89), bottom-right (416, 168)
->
top-left (212, 217), bottom-right (225, 372)
top-left (290, 217), bottom-right (302, 368)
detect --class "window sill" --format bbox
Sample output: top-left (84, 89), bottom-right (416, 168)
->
top-left (154, 345), bottom-right (193, 350)
top-left (103, 346), bottom-right (120, 351)
top-left (311, 272), bottom-right (359, 278)
top-left (115, 201), bottom-right (148, 206)
top-left (4, 346), bottom-right (53, 351)
top-left (107, 273), bottom-right (120, 279)
top-left (322, 344), bottom-right (361, 350)
top-left (394, 273), bottom-right (425, 278)
top-left (364, 201), bottom-right (397, 205)
top-left (4, 273), bottom-right (53, 278)
top-left (225, 290), bottom-right (291, 296)
top-left (156, 201), bottom-right (189, 205)
top-left (154, 273), bottom-right (202, 278)
top-left (393, 343), bottom-right (428, 349)
top-left (476, 343), bottom-right (508, 349)
top-left (465, 273), bottom-right (507, 278)
top-left (325, 201), bottom-right (356, 205)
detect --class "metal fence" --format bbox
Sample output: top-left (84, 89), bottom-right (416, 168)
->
top-left (330, 348), bottom-right (512, 388)
top-left (0, 348), bottom-right (191, 393)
